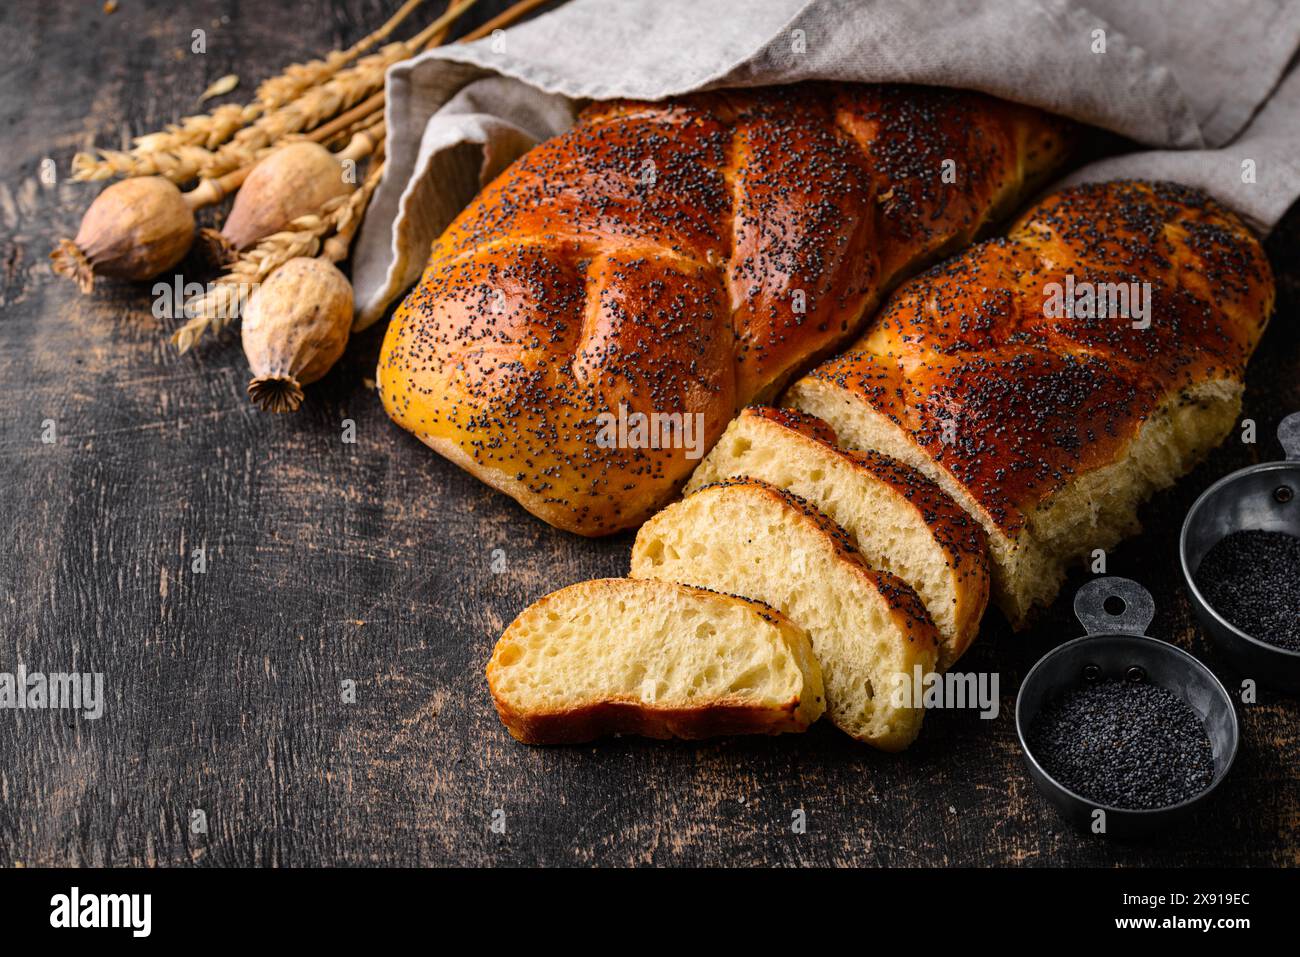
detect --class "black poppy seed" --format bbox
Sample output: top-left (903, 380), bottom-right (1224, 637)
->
top-left (1194, 530), bottom-right (1300, 652)
top-left (1028, 677), bottom-right (1215, 810)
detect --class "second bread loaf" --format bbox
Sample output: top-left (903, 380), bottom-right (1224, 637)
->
top-left (786, 181), bottom-right (1274, 626)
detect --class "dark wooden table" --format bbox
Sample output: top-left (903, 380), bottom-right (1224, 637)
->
top-left (1, 0), bottom-right (1297, 868)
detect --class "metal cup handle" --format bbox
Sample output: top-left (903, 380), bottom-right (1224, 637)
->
top-left (1074, 576), bottom-right (1156, 637)
top-left (1279, 412), bottom-right (1300, 461)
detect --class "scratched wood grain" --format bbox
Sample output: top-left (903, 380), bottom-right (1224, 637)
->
top-left (0, 0), bottom-right (1297, 867)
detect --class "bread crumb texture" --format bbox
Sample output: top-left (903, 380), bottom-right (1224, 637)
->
top-left (632, 479), bottom-right (939, 750)
top-left (487, 578), bottom-right (824, 744)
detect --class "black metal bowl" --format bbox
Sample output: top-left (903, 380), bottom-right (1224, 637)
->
top-left (1180, 412), bottom-right (1300, 692)
top-left (1015, 577), bottom-right (1239, 838)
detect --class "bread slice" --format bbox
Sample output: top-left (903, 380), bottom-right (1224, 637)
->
top-left (631, 479), bottom-right (940, 750)
top-left (487, 578), bottom-right (825, 744)
top-left (685, 406), bottom-right (989, 668)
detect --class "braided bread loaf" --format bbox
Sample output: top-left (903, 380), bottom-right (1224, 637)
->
top-left (786, 181), bottom-right (1274, 627)
top-left (378, 84), bottom-right (1073, 535)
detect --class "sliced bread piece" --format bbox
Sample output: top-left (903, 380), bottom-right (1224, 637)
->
top-left (685, 406), bottom-right (990, 668)
top-left (631, 479), bottom-right (940, 750)
top-left (487, 578), bottom-right (825, 744)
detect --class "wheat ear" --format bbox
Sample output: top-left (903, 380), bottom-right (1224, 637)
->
top-left (73, 0), bottom-right (468, 183)
top-left (255, 0), bottom-right (430, 108)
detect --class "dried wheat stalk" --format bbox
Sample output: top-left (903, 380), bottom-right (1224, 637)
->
top-left (255, 0), bottom-right (429, 108)
top-left (314, 102), bottom-right (388, 149)
top-left (204, 1), bottom-right (469, 174)
top-left (131, 102), bottom-right (252, 154)
top-left (73, 0), bottom-right (467, 183)
top-left (321, 149), bottom-right (387, 264)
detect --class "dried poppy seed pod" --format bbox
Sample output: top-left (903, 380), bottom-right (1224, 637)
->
top-left (243, 257), bottom-right (353, 413)
top-left (51, 176), bottom-right (195, 292)
top-left (204, 141), bottom-right (356, 264)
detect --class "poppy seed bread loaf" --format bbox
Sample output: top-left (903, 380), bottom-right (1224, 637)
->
top-left (378, 84), bottom-right (1073, 535)
top-left (685, 406), bottom-right (989, 667)
top-left (487, 577), bottom-right (824, 744)
top-left (630, 479), bottom-right (940, 750)
top-left (786, 181), bottom-right (1274, 627)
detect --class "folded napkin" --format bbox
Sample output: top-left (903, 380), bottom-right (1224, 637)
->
top-left (352, 0), bottom-right (1300, 329)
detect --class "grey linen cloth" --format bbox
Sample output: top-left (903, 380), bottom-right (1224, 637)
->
top-left (352, 0), bottom-right (1300, 329)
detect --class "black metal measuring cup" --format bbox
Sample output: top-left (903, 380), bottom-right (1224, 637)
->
top-left (1014, 577), bottom-right (1239, 837)
top-left (1180, 411), bottom-right (1300, 692)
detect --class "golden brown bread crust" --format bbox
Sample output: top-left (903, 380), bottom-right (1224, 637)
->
top-left (493, 698), bottom-right (809, 746)
top-left (843, 444), bottom-right (990, 664)
top-left (378, 83), bottom-right (1074, 535)
top-left (789, 180), bottom-right (1273, 541)
top-left (743, 405), bottom-right (841, 445)
top-left (839, 446), bottom-right (989, 575)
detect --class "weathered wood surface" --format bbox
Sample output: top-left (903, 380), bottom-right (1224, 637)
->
top-left (0, 0), bottom-right (1297, 867)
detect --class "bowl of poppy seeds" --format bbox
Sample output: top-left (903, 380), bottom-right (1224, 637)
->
top-left (1027, 678), bottom-right (1215, 811)
top-left (1181, 412), bottom-right (1300, 692)
top-left (1016, 578), bottom-right (1238, 836)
